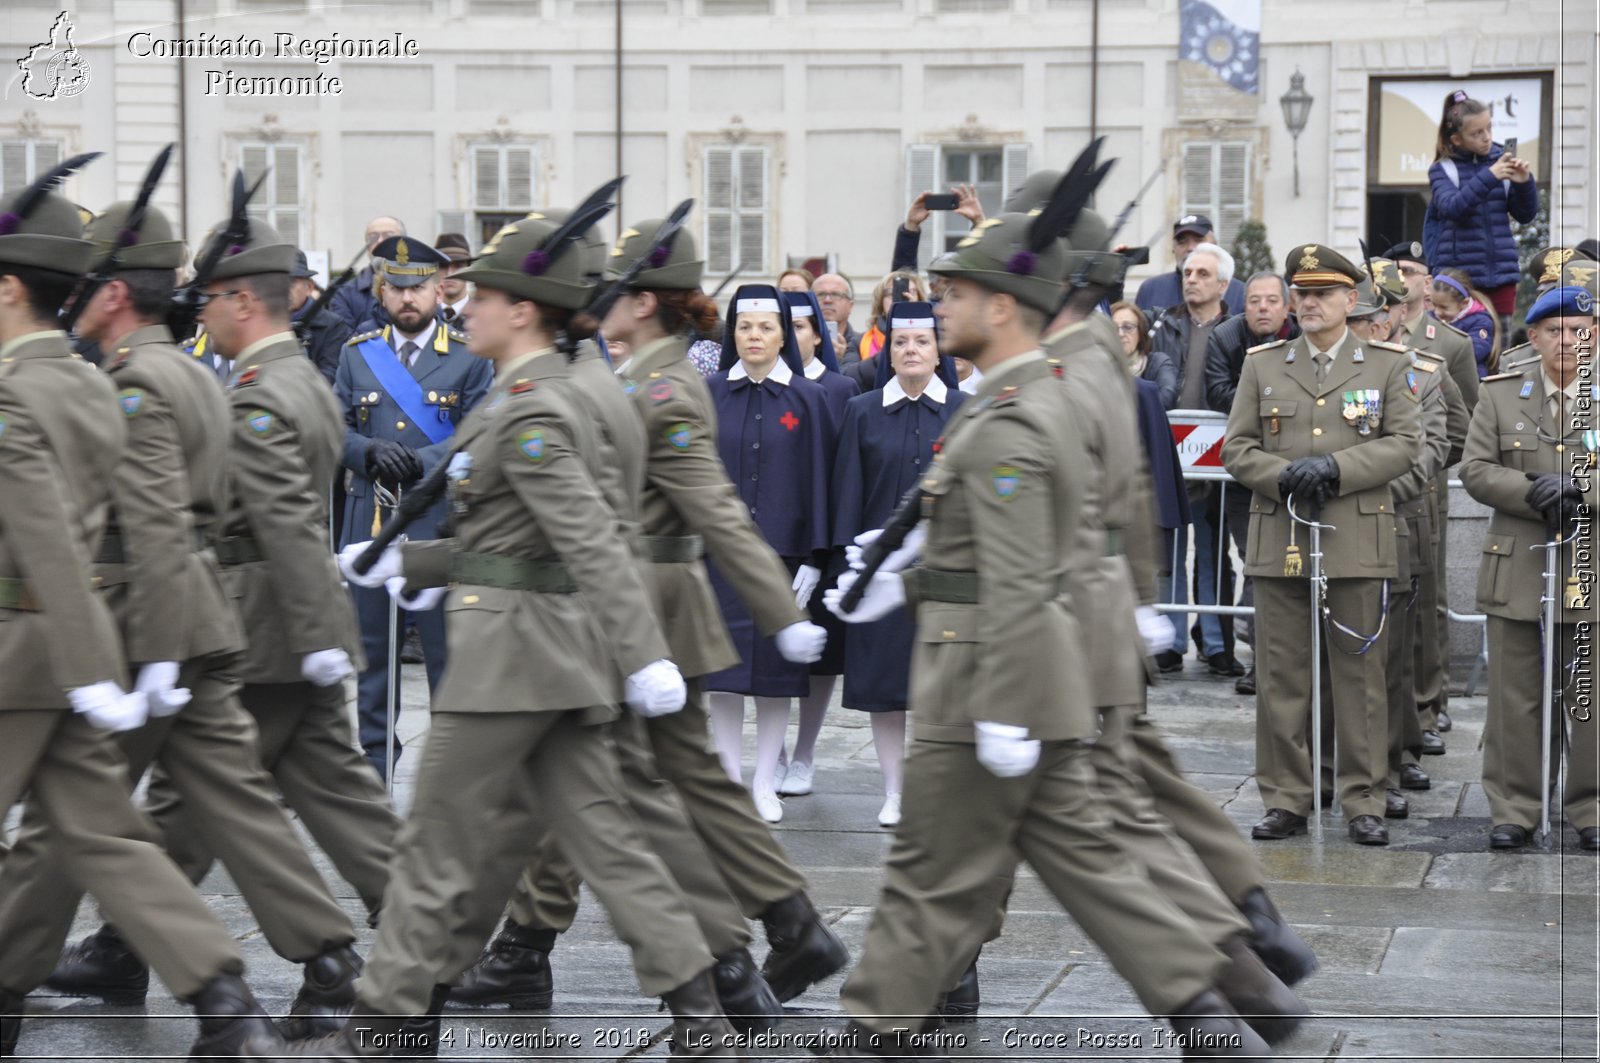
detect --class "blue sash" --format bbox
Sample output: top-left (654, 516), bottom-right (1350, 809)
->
top-left (356, 336), bottom-right (454, 446)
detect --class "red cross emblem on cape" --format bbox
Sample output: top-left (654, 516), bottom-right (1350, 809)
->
top-left (780, 410), bottom-right (800, 432)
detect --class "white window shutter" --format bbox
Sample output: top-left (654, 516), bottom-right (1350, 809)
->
top-left (273, 146), bottom-right (299, 211)
top-left (438, 210), bottom-right (470, 244)
top-left (704, 148), bottom-right (734, 210)
top-left (275, 210), bottom-right (300, 247)
top-left (2, 143), bottom-right (27, 194)
top-left (506, 147), bottom-right (533, 209)
top-left (737, 147), bottom-right (765, 210)
top-left (906, 144), bottom-right (938, 269)
top-left (706, 214), bottom-right (733, 275)
top-left (1181, 141), bottom-right (1214, 222)
top-left (241, 145), bottom-right (270, 189)
top-left (1002, 143), bottom-right (1030, 200)
top-left (738, 212), bottom-right (765, 275)
top-left (35, 140), bottom-right (60, 174)
top-left (474, 147), bottom-right (502, 210)
top-left (1216, 142), bottom-right (1250, 249)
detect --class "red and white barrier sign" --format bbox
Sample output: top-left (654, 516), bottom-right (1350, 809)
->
top-left (1167, 410), bottom-right (1229, 471)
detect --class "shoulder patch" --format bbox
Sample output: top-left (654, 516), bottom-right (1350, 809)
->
top-left (509, 379), bottom-right (537, 395)
top-left (246, 409), bottom-right (275, 435)
top-left (1246, 338), bottom-right (1287, 355)
top-left (991, 465), bottom-right (1022, 501)
top-left (648, 380), bottom-right (675, 405)
top-left (346, 329), bottom-right (383, 346)
top-left (118, 387), bottom-right (146, 417)
top-left (621, 377), bottom-right (639, 396)
top-left (516, 428), bottom-right (546, 463)
top-left (231, 367), bottom-right (261, 390)
top-left (665, 422), bottom-right (692, 451)
top-left (447, 326), bottom-right (469, 344)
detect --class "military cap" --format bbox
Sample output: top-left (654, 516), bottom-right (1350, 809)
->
top-left (371, 236), bottom-right (448, 289)
top-left (605, 219), bottom-right (704, 290)
top-left (453, 216), bottom-right (594, 309)
top-left (1526, 285), bottom-right (1597, 324)
top-left (1382, 241), bottom-right (1427, 269)
top-left (1367, 258), bottom-right (1408, 307)
top-left (0, 152), bottom-right (101, 276)
top-left (1527, 245), bottom-right (1598, 293)
top-left (1557, 258), bottom-right (1599, 300)
top-left (433, 232), bottom-right (472, 263)
top-left (1003, 170), bottom-right (1058, 215)
top-left (1349, 274), bottom-right (1386, 319)
top-left (86, 201), bottom-right (185, 270)
top-left (1285, 244), bottom-right (1361, 290)
top-left (1578, 238), bottom-right (1600, 264)
top-left (523, 208), bottom-right (608, 281)
top-left (196, 218), bottom-right (296, 280)
top-left (1002, 170), bottom-right (1122, 292)
top-left (929, 212), bottom-right (1069, 314)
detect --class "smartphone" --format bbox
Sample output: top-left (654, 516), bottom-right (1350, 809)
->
top-left (1503, 137), bottom-right (1518, 158)
top-left (923, 193), bottom-right (959, 211)
top-left (1121, 247), bottom-right (1152, 266)
top-left (892, 275), bottom-right (912, 303)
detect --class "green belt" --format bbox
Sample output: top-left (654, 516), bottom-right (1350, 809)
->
top-left (641, 535), bottom-right (705, 563)
top-left (96, 528), bottom-right (210, 565)
top-left (214, 536), bottom-right (264, 567)
top-left (915, 567), bottom-right (1069, 604)
top-left (451, 552), bottom-right (578, 594)
top-left (0, 577), bottom-right (38, 611)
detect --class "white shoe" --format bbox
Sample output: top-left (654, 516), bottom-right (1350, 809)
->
top-left (753, 785), bottom-right (784, 824)
top-left (877, 792), bottom-right (902, 828)
top-left (777, 760), bottom-right (814, 796)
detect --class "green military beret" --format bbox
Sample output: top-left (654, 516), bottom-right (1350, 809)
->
top-left (87, 201), bottom-right (185, 270)
top-left (0, 157), bottom-right (101, 276)
top-left (605, 219), bottom-right (705, 290)
top-left (454, 216), bottom-right (593, 309)
top-left (929, 212), bottom-right (1068, 314)
top-left (523, 208), bottom-right (608, 281)
top-left (1285, 243), bottom-right (1361, 290)
top-left (196, 217), bottom-right (297, 280)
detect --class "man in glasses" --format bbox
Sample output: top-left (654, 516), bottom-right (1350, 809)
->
top-left (813, 273), bottom-right (861, 366)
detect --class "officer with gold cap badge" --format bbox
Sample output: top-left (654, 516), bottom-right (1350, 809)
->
top-left (0, 156), bottom-right (283, 1058)
top-left (335, 234), bottom-right (489, 780)
top-left (138, 181), bottom-right (402, 926)
top-left (821, 210), bottom-right (1268, 1058)
top-left (1460, 282), bottom-right (1599, 851)
top-left (320, 210), bottom-right (740, 1057)
top-left (0, 152), bottom-right (367, 1040)
top-left (1222, 244), bottom-right (1422, 847)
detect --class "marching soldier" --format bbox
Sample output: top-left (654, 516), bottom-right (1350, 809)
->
top-left (823, 210), bottom-right (1267, 1058)
top-left (0, 156), bottom-right (280, 1059)
top-left (3, 176), bottom-right (366, 1038)
top-left (1223, 244), bottom-right (1421, 847)
top-left (1459, 283), bottom-right (1599, 850)
top-left (335, 235), bottom-right (491, 780)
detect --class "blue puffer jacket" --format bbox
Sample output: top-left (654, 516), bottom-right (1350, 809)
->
top-left (1424, 144), bottom-right (1539, 290)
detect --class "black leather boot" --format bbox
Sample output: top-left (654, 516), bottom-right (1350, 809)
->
top-left (44, 924), bottom-right (149, 1004)
top-left (1238, 886), bottom-right (1318, 987)
top-left (448, 920), bottom-right (554, 1009)
top-left (2, 987), bottom-right (23, 1057)
top-left (1214, 935), bottom-right (1307, 1044)
top-left (932, 951), bottom-right (980, 1024)
top-left (279, 945), bottom-right (364, 1040)
top-left (1164, 989), bottom-right (1273, 1059)
top-left (395, 984), bottom-right (450, 1059)
top-left (660, 969), bottom-right (739, 1057)
top-left (711, 947), bottom-right (781, 1035)
top-left (185, 972), bottom-right (286, 1061)
top-left (758, 892), bottom-right (849, 1003)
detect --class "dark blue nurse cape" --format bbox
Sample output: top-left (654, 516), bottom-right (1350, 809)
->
top-left (702, 368), bottom-right (837, 697)
top-left (830, 381), bottom-right (967, 711)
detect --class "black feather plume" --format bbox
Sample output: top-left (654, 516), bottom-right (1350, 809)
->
top-left (1026, 136), bottom-right (1104, 254)
top-left (1, 151), bottom-right (101, 232)
top-left (1358, 238), bottom-right (1375, 279)
top-left (572, 176), bottom-right (626, 220)
top-left (536, 198), bottom-right (615, 262)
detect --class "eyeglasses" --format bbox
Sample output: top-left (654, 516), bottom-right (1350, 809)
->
top-left (197, 289), bottom-right (246, 309)
top-left (1398, 266), bottom-right (1429, 278)
top-left (815, 290), bottom-right (852, 302)
top-left (1115, 322), bottom-right (1140, 334)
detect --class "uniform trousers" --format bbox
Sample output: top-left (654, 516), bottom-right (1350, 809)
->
top-left (355, 710), bottom-right (714, 1018)
top-left (1420, 472), bottom-right (1452, 730)
top-left (1253, 576), bottom-right (1391, 821)
top-left (1483, 618), bottom-right (1599, 831)
top-left (0, 712), bottom-right (241, 1000)
top-left (840, 737), bottom-right (1227, 1032)
top-left (1384, 576), bottom-right (1425, 786)
top-left (146, 679), bottom-right (399, 916)
top-left (0, 656), bottom-right (354, 992)
top-left (351, 583), bottom-right (447, 780)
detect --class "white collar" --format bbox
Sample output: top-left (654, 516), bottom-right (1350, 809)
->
top-left (613, 357), bottom-right (632, 377)
top-left (958, 367), bottom-right (983, 394)
top-left (802, 358), bottom-right (826, 380)
top-left (882, 374), bottom-right (948, 407)
top-left (392, 318), bottom-right (437, 354)
top-left (729, 357), bottom-right (793, 386)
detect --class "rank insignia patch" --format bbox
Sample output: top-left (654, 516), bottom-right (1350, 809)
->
top-left (666, 422), bottom-right (692, 450)
top-left (509, 379), bottom-right (537, 395)
top-left (622, 379), bottom-right (639, 395)
top-left (992, 465), bottom-right (1021, 501)
top-left (518, 429), bottom-right (546, 463)
top-left (119, 388), bottom-right (145, 417)
top-left (233, 368), bottom-right (260, 389)
top-left (1406, 371), bottom-right (1418, 396)
top-left (247, 410), bottom-right (274, 435)
top-left (649, 381), bottom-right (674, 404)
top-left (1520, 381), bottom-right (1535, 398)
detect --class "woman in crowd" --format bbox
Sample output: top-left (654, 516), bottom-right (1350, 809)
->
top-left (704, 285), bottom-right (837, 823)
top-left (829, 303), bottom-right (966, 828)
top-left (1111, 300), bottom-right (1178, 409)
top-left (853, 270), bottom-right (926, 366)
top-left (1424, 89), bottom-right (1538, 322)
top-left (1429, 267), bottom-right (1500, 376)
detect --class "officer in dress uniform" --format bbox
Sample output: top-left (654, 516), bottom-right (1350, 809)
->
top-left (1223, 244), bottom-right (1422, 847)
top-left (3, 185), bottom-right (365, 1038)
top-left (335, 235), bottom-right (491, 780)
top-left (0, 156), bottom-right (281, 1059)
top-left (309, 212), bottom-right (740, 1059)
top-left (1460, 283), bottom-right (1599, 850)
top-left (821, 211), bottom-right (1267, 1059)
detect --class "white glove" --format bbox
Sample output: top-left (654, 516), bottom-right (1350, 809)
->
top-left (301, 648), bottom-right (355, 688)
top-left (68, 681), bottom-right (149, 733)
top-left (134, 661), bottom-right (191, 718)
top-left (626, 659), bottom-right (687, 718)
top-left (823, 570), bottom-right (905, 624)
top-left (385, 576), bottom-right (446, 613)
top-left (791, 564), bottom-right (821, 610)
top-left (974, 721), bottom-right (1041, 779)
top-left (1134, 606), bottom-right (1177, 659)
top-left (845, 524), bottom-right (927, 575)
top-left (775, 621), bottom-right (827, 664)
top-left (338, 541), bottom-right (403, 589)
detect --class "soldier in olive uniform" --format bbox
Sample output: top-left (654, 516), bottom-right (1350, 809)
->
top-left (313, 213), bottom-right (738, 1059)
top-left (822, 212), bottom-right (1267, 1059)
top-left (1460, 284), bottom-right (1599, 850)
top-left (0, 186), bottom-right (365, 1037)
top-left (0, 157), bottom-right (280, 1060)
top-left (457, 221), bottom-right (847, 1019)
top-left (1223, 245), bottom-right (1421, 847)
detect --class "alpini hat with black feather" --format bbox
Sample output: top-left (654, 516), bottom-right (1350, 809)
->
top-left (0, 151), bottom-right (102, 276)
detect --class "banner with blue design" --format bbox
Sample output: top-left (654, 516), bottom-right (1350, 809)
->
top-left (1179, 0), bottom-right (1260, 99)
